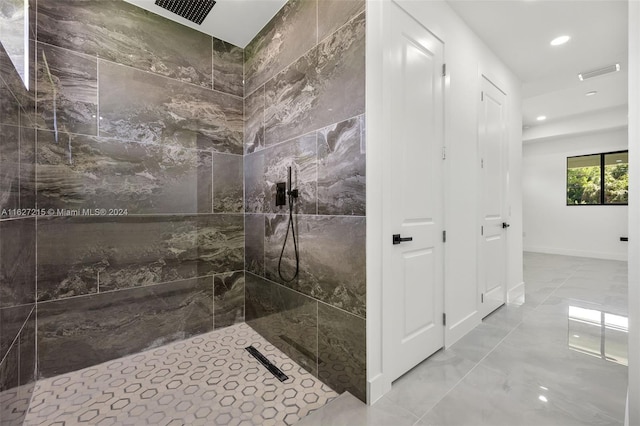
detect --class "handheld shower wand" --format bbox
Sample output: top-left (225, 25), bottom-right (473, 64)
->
top-left (278, 166), bottom-right (300, 282)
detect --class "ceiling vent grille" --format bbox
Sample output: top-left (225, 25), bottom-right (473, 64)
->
top-left (154, 0), bottom-right (216, 25)
top-left (578, 64), bottom-right (620, 81)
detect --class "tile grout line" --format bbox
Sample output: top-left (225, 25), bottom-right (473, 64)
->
top-left (415, 266), bottom-right (582, 423)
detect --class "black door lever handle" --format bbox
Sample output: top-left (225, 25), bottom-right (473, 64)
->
top-left (393, 234), bottom-right (413, 245)
top-left (502, 222), bottom-right (510, 229)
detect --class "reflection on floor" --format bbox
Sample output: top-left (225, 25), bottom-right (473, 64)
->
top-left (22, 323), bottom-right (337, 425)
top-left (301, 252), bottom-right (629, 425)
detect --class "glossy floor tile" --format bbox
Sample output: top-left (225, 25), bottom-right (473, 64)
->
top-left (304, 252), bottom-right (628, 426)
top-left (22, 323), bottom-right (337, 425)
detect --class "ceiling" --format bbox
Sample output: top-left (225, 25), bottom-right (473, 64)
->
top-left (124, 0), bottom-right (287, 48)
top-left (447, 0), bottom-right (628, 133)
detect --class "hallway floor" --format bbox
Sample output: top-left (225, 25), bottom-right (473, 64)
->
top-left (21, 323), bottom-right (337, 426)
top-left (300, 252), bottom-right (629, 425)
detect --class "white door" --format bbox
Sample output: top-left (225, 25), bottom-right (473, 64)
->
top-left (478, 76), bottom-right (508, 319)
top-left (383, 2), bottom-right (445, 382)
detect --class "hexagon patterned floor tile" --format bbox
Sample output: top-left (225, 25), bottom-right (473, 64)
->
top-left (22, 323), bottom-right (338, 425)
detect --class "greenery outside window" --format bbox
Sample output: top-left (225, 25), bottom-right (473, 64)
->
top-left (566, 150), bottom-right (628, 205)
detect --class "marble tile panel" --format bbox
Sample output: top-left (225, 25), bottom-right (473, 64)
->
top-left (264, 213), bottom-right (301, 286)
top-left (0, 41), bottom-right (34, 122)
top-left (213, 271), bottom-right (244, 329)
top-left (0, 340), bottom-right (19, 391)
top-left (263, 132), bottom-right (317, 214)
top-left (0, 304), bottom-right (33, 362)
top-left (196, 150), bottom-right (213, 214)
top-left (36, 43), bottom-right (98, 136)
top-left (98, 61), bottom-right (243, 154)
top-left (0, 75), bottom-right (20, 127)
top-left (264, 11), bottom-right (365, 146)
top-left (244, 85), bottom-right (265, 154)
top-left (36, 0), bottom-right (213, 87)
top-left (19, 127), bottom-right (36, 211)
top-left (245, 272), bottom-right (318, 376)
top-left (318, 303), bottom-right (366, 402)
top-left (18, 310), bottom-right (35, 386)
top-left (212, 153), bottom-right (243, 213)
top-left (0, 218), bottom-right (36, 308)
top-left (244, 0), bottom-right (317, 95)
top-left (37, 277), bottom-right (214, 378)
top-left (317, 0), bottom-right (366, 42)
top-left (244, 213), bottom-right (265, 276)
top-left (0, 125), bottom-right (20, 212)
top-left (195, 214), bottom-right (244, 277)
top-left (212, 39), bottom-right (243, 98)
top-left (36, 130), bottom-right (213, 214)
top-left (265, 215), bottom-right (366, 317)
top-left (244, 150), bottom-right (265, 213)
top-left (317, 116), bottom-right (365, 215)
top-left (36, 214), bottom-right (243, 300)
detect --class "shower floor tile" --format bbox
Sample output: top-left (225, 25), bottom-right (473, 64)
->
top-left (22, 323), bottom-right (338, 425)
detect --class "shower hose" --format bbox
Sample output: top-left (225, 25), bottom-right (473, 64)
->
top-left (278, 169), bottom-right (300, 283)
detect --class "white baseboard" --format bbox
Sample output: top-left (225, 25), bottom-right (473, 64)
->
top-left (507, 281), bottom-right (525, 303)
top-left (524, 246), bottom-right (627, 262)
top-left (367, 373), bottom-right (391, 405)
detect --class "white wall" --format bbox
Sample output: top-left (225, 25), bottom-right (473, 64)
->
top-left (366, 0), bottom-right (523, 403)
top-left (523, 129), bottom-right (628, 261)
top-left (626, 1), bottom-right (639, 423)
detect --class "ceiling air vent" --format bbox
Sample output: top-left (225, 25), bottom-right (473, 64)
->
top-left (578, 64), bottom-right (620, 81)
top-left (154, 0), bottom-right (216, 25)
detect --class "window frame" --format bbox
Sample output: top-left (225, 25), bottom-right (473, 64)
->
top-left (566, 149), bottom-right (628, 206)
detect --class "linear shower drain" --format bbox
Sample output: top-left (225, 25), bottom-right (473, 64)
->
top-left (245, 346), bottom-right (289, 382)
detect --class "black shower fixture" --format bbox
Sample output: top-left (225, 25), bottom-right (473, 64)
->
top-left (277, 167), bottom-right (300, 283)
top-left (154, 0), bottom-right (216, 25)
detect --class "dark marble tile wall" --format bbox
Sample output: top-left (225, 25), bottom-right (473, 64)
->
top-left (36, 214), bottom-right (243, 301)
top-left (244, 0), bottom-right (317, 96)
top-left (245, 273), bottom-right (318, 376)
top-left (318, 303), bottom-right (366, 401)
top-left (36, 130), bottom-right (215, 214)
top-left (213, 271), bottom-right (245, 329)
top-left (35, 43), bottom-right (98, 136)
top-left (0, 27), bottom-right (37, 412)
top-left (37, 277), bottom-right (214, 378)
top-left (263, 12), bottom-right (365, 146)
top-left (0, 218), bottom-right (36, 308)
top-left (0, 308), bottom-right (36, 426)
top-left (36, 0), bottom-right (215, 90)
top-left (243, 0), bottom-right (367, 401)
top-left (98, 60), bottom-right (242, 154)
top-left (15, 0), bottom-right (248, 385)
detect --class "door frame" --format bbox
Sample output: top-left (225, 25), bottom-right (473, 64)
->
top-left (476, 71), bottom-right (510, 317)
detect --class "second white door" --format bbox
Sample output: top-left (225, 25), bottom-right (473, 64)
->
top-left (478, 76), bottom-right (508, 319)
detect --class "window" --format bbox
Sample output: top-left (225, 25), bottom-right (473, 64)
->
top-left (566, 150), bottom-right (628, 205)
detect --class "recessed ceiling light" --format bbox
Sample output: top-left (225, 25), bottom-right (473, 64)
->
top-left (550, 35), bottom-right (571, 46)
top-left (536, 115), bottom-right (547, 121)
top-left (586, 91), bottom-right (598, 96)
